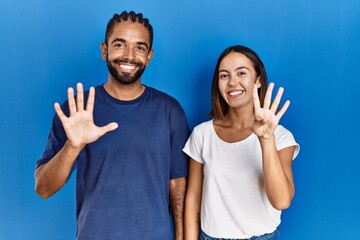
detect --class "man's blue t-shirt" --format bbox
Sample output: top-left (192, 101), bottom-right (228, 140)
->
top-left (36, 85), bottom-right (190, 240)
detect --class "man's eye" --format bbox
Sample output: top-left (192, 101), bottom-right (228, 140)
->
top-left (138, 46), bottom-right (146, 51)
top-left (114, 43), bottom-right (124, 48)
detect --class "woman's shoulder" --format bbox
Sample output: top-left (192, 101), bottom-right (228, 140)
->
top-left (275, 125), bottom-right (294, 137)
top-left (193, 119), bottom-right (214, 132)
top-left (275, 125), bottom-right (300, 158)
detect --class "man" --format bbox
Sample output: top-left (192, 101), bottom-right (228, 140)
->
top-left (35, 11), bottom-right (189, 240)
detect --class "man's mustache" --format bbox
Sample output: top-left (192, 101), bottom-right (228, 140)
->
top-left (113, 59), bottom-right (144, 68)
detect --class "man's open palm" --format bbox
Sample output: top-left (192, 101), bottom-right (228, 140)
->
top-left (54, 83), bottom-right (118, 148)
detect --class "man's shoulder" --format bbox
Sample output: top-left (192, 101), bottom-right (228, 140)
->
top-left (146, 86), bottom-right (180, 104)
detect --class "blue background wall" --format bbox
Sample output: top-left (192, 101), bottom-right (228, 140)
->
top-left (1, 0), bottom-right (359, 239)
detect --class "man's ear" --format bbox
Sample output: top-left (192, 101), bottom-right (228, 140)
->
top-left (145, 49), bottom-right (154, 66)
top-left (100, 42), bottom-right (107, 60)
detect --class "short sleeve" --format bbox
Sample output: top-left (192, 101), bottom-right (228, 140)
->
top-left (169, 100), bottom-right (190, 179)
top-left (275, 125), bottom-right (300, 160)
top-left (182, 124), bottom-right (205, 164)
top-left (36, 101), bottom-right (73, 169)
top-left (36, 113), bottom-right (68, 169)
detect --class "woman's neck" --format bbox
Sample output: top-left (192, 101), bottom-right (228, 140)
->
top-left (223, 106), bottom-right (254, 130)
top-left (213, 106), bottom-right (255, 143)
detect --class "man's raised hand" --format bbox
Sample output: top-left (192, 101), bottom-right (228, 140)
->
top-left (54, 83), bottom-right (118, 148)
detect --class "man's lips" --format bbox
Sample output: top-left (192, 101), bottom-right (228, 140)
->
top-left (119, 64), bottom-right (136, 71)
top-left (114, 60), bottom-right (141, 73)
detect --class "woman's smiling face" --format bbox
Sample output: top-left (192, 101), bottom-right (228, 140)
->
top-left (218, 51), bottom-right (260, 109)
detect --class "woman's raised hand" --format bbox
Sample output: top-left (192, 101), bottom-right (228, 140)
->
top-left (54, 83), bottom-right (118, 148)
top-left (252, 82), bottom-right (290, 139)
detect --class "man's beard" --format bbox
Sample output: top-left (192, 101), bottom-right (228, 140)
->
top-left (107, 58), bottom-right (146, 85)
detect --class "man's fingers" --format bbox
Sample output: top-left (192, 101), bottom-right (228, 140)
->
top-left (107, 122), bottom-right (119, 131)
top-left (76, 83), bottom-right (84, 111)
top-left (86, 87), bottom-right (95, 112)
top-left (54, 102), bottom-right (67, 123)
top-left (67, 87), bottom-right (76, 116)
top-left (99, 122), bottom-right (118, 136)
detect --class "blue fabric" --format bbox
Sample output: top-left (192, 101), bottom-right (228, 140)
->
top-left (36, 85), bottom-right (190, 240)
top-left (200, 229), bottom-right (279, 240)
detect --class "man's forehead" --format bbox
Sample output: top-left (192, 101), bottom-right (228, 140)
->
top-left (110, 21), bottom-right (150, 41)
top-left (113, 21), bottom-right (148, 33)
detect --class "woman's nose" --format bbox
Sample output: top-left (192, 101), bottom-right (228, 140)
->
top-left (228, 76), bottom-right (239, 87)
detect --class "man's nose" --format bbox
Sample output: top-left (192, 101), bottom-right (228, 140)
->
top-left (123, 47), bottom-right (135, 61)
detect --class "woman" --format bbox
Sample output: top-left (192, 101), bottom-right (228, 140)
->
top-left (183, 45), bottom-right (299, 240)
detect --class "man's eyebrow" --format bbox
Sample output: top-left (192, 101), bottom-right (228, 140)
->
top-left (111, 38), bottom-right (149, 49)
top-left (137, 41), bottom-right (149, 49)
top-left (111, 38), bottom-right (126, 44)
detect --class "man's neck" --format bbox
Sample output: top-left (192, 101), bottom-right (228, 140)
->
top-left (104, 78), bottom-right (145, 101)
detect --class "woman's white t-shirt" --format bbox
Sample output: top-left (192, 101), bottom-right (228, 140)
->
top-left (183, 120), bottom-right (300, 239)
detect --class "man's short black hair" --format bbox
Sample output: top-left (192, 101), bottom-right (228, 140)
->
top-left (105, 11), bottom-right (153, 50)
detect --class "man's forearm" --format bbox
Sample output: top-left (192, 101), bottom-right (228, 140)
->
top-left (35, 140), bottom-right (82, 198)
top-left (170, 177), bottom-right (187, 240)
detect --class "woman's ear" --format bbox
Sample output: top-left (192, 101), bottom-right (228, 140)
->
top-left (255, 77), bottom-right (261, 88)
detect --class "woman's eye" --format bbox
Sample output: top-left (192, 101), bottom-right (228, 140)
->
top-left (219, 74), bottom-right (228, 79)
top-left (238, 72), bottom-right (246, 76)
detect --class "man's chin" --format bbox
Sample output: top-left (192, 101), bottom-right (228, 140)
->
top-left (114, 75), bottom-right (139, 85)
top-left (107, 63), bottom-right (146, 85)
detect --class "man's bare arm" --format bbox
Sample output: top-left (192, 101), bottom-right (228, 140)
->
top-left (35, 141), bottom-right (82, 198)
top-left (34, 83), bottom-right (118, 199)
top-left (170, 176), bottom-right (187, 240)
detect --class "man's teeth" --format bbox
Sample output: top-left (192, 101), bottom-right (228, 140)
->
top-left (229, 91), bottom-right (242, 96)
top-left (120, 65), bottom-right (136, 70)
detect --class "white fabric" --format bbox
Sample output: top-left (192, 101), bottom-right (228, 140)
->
top-left (183, 120), bottom-right (299, 239)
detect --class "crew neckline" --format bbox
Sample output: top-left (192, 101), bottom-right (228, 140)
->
top-left (208, 119), bottom-right (255, 146)
top-left (99, 84), bottom-right (149, 105)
